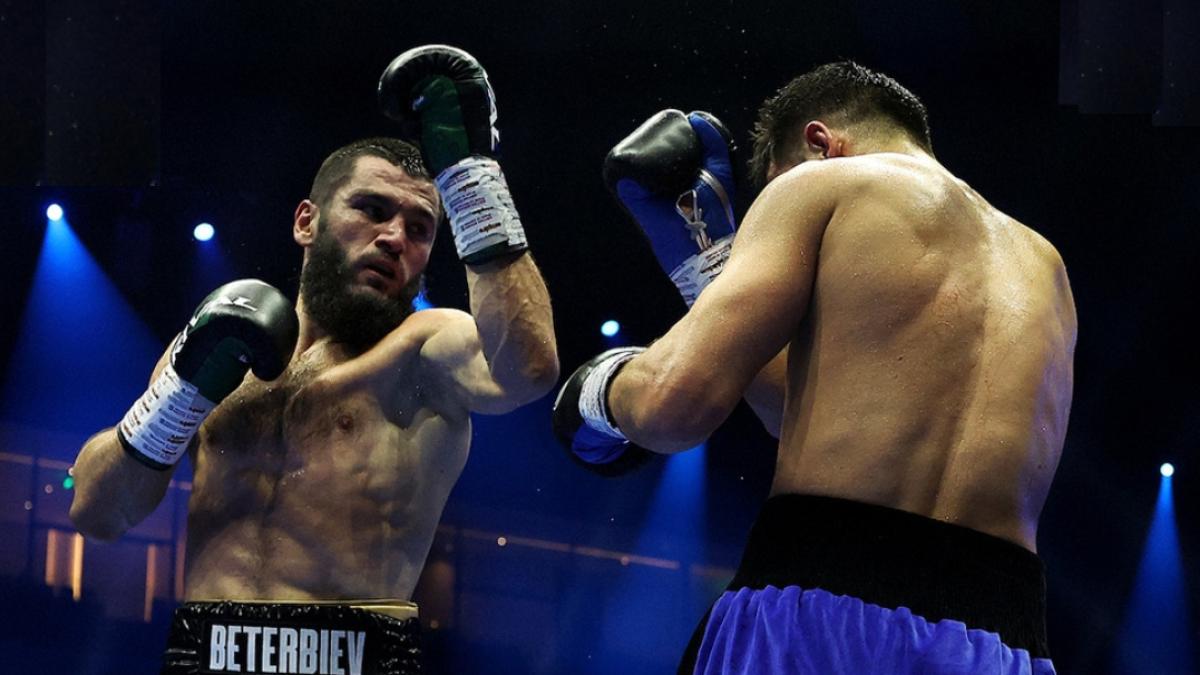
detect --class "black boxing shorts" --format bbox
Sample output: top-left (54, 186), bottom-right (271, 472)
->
top-left (161, 599), bottom-right (422, 675)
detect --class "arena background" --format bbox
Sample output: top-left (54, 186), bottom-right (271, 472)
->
top-left (1, 1), bottom-right (1197, 673)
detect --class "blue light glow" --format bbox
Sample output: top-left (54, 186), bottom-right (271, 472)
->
top-left (45, 204), bottom-right (63, 221)
top-left (596, 440), bottom-right (707, 667)
top-left (193, 222), bottom-right (215, 242)
top-left (1161, 463), bottom-right (1175, 478)
top-left (1114, 470), bottom-right (1195, 672)
top-left (601, 320), bottom-right (620, 337)
top-left (1, 216), bottom-right (161, 440)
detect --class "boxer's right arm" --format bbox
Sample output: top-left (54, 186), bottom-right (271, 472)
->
top-left (605, 110), bottom-right (786, 437)
top-left (70, 280), bottom-right (298, 541)
top-left (70, 349), bottom-right (187, 541)
top-left (604, 160), bottom-right (840, 453)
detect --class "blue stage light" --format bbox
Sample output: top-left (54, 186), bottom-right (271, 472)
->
top-left (1115, 459), bottom-right (1194, 672)
top-left (601, 320), bottom-right (620, 337)
top-left (2, 215), bottom-right (161, 437)
top-left (46, 204), bottom-right (64, 221)
top-left (1161, 463), bottom-right (1175, 478)
top-left (193, 222), bottom-right (215, 242)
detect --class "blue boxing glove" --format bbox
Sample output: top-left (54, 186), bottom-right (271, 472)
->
top-left (604, 110), bottom-right (737, 306)
top-left (551, 347), bottom-right (655, 477)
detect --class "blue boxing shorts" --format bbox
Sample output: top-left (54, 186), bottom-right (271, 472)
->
top-left (160, 599), bottom-right (423, 674)
top-left (678, 495), bottom-right (1056, 675)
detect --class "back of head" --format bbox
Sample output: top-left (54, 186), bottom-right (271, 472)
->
top-left (749, 61), bottom-right (932, 189)
top-left (309, 137), bottom-right (432, 209)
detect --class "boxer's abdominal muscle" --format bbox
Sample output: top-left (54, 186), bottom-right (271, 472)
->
top-left (183, 345), bottom-right (470, 601)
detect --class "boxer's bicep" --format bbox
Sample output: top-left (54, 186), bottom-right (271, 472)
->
top-left (686, 178), bottom-right (829, 399)
top-left (705, 168), bottom-right (831, 354)
top-left (418, 310), bottom-right (523, 416)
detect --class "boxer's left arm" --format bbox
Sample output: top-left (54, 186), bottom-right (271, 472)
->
top-left (608, 162), bottom-right (843, 452)
top-left (418, 255), bottom-right (559, 415)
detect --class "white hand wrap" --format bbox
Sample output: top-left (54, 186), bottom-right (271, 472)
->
top-left (669, 233), bottom-right (735, 307)
top-left (578, 347), bottom-right (644, 440)
top-left (435, 156), bottom-right (527, 261)
top-left (118, 364), bottom-right (215, 468)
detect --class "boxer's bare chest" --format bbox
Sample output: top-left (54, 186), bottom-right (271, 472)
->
top-left (189, 346), bottom-right (434, 522)
top-left (183, 332), bottom-right (471, 598)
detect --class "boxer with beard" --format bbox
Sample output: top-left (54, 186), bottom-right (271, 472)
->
top-left (299, 208), bottom-right (422, 354)
top-left (70, 46), bottom-right (558, 675)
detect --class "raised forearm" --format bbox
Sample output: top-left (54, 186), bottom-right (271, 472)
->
top-left (465, 252), bottom-right (559, 398)
top-left (69, 428), bottom-right (175, 541)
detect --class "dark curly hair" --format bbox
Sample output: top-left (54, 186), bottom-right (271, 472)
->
top-left (749, 61), bottom-right (932, 189)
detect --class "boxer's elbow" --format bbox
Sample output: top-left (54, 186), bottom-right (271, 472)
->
top-left (624, 380), bottom-right (727, 453)
top-left (495, 347), bottom-right (560, 407)
top-left (69, 495), bottom-right (127, 542)
top-left (522, 347), bottom-right (561, 400)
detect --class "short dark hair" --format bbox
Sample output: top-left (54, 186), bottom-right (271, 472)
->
top-left (309, 137), bottom-right (432, 207)
top-left (749, 61), bottom-right (932, 188)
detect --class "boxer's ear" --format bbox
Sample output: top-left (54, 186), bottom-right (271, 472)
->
top-left (294, 199), bottom-right (318, 247)
top-left (802, 121), bottom-right (837, 159)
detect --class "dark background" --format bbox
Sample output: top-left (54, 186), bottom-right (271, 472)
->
top-left (1, 1), bottom-right (1198, 673)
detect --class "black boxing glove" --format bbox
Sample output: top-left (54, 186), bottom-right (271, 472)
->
top-left (379, 45), bottom-right (527, 264)
top-left (552, 348), bottom-right (655, 477)
top-left (117, 280), bottom-right (298, 470)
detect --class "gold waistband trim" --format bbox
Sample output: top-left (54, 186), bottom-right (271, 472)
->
top-left (190, 598), bottom-right (419, 621)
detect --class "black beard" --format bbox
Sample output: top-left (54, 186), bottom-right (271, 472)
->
top-left (299, 228), bottom-right (421, 354)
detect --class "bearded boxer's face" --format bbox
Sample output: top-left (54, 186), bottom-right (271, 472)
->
top-left (299, 224), bottom-right (421, 352)
top-left (297, 156), bottom-right (439, 351)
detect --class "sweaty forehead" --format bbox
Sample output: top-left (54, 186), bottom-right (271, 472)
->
top-left (344, 155), bottom-right (439, 207)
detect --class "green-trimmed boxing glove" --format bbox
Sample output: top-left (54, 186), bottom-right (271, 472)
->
top-left (117, 279), bottom-right (298, 470)
top-left (378, 44), bottom-right (527, 264)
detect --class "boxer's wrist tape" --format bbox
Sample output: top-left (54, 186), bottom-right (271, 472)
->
top-left (579, 348), bottom-right (644, 441)
top-left (669, 234), bottom-right (735, 307)
top-left (435, 156), bottom-right (527, 262)
top-left (117, 364), bottom-right (215, 470)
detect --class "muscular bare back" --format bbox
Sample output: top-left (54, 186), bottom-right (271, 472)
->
top-left (185, 312), bottom-right (471, 602)
top-left (772, 154), bottom-right (1077, 551)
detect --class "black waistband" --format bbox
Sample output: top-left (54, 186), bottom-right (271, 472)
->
top-left (729, 494), bottom-right (1050, 658)
top-left (162, 601), bottom-right (422, 675)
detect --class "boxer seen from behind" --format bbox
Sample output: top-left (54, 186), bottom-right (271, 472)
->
top-left (69, 46), bottom-right (558, 675)
top-left (555, 62), bottom-right (1075, 674)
